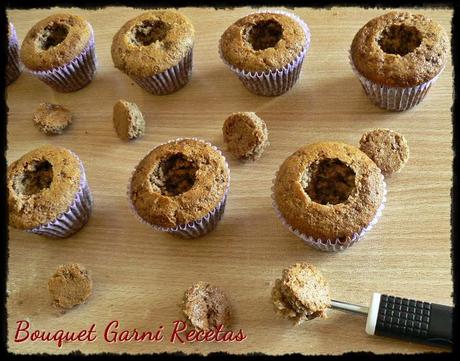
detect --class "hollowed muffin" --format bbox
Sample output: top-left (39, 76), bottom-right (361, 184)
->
top-left (350, 11), bottom-right (449, 110)
top-left (7, 145), bottom-right (92, 238)
top-left (272, 141), bottom-right (386, 251)
top-left (219, 11), bottom-right (310, 96)
top-left (20, 13), bottom-right (97, 92)
top-left (111, 11), bottom-right (195, 95)
top-left (129, 138), bottom-right (229, 238)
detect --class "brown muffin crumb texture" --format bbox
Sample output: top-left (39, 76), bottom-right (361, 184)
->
top-left (350, 11), bottom-right (449, 87)
top-left (222, 112), bottom-right (269, 161)
top-left (8, 145), bottom-right (82, 230)
top-left (113, 100), bottom-right (145, 141)
top-left (33, 103), bottom-right (73, 135)
top-left (359, 128), bottom-right (409, 175)
top-left (272, 262), bottom-right (331, 325)
top-left (182, 282), bottom-right (231, 330)
top-left (48, 263), bottom-right (92, 311)
top-left (130, 139), bottom-right (229, 228)
top-left (220, 12), bottom-right (308, 72)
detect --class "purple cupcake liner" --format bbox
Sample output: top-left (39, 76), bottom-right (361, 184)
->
top-left (349, 53), bottom-right (444, 111)
top-left (271, 173), bottom-right (387, 252)
top-left (127, 138), bottom-right (230, 239)
top-left (130, 48), bottom-right (193, 95)
top-left (219, 9), bottom-right (311, 97)
top-left (27, 152), bottom-right (93, 238)
top-left (7, 23), bottom-right (23, 86)
top-left (29, 26), bottom-right (97, 93)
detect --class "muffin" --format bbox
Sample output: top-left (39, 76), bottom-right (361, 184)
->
top-left (113, 100), bottom-right (145, 141)
top-left (222, 112), bottom-right (269, 161)
top-left (350, 11), bottom-right (449, 111)
top-left (272, 262), bottom-right (331, 325)
top-left (48, 263), bottom-right (92, 311)
top-left (272, 141), bottom-right (386, 251)
top-left (359, 128), bottom-right (409, 175)
top-left (112, 11), bottom-right (195, 95)
top-left (7, 22), bottom-right (23, 86)
top-left (33, 102), bottom-right (73, 135)
top-left (128, 138), bottom-right (230, 238)
top-left (20, 13), bottom-right (97, 92)
top-left (182, 282), bottom-right (231, 330)
top-left (7, 145), bottom-right (93, 238)
top-left (219, 10), bottom-right (310, 96)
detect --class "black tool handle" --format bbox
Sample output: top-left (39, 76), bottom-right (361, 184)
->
top-left (370, 294), bottom-right (452, 347)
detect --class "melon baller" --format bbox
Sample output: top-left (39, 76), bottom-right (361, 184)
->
top-left (331, 293), bottom-right (453, 347)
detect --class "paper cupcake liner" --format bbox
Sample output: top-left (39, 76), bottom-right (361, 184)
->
top-left (27, 152), bottom-right (93, 238)
top-left (219, 9), bottom-right (311, 96)
top-left (349, 53), bottom-right (444, 111)
top-left (30, 26), bottom-right (97, 93)
top-left (130, 48), bottom-right (193, 95)
top-left (271, 173), bottom-right (387, 252)
top-left (127, 138), bottom-right (230, 239)
top-left (6, 23), bottom-right (23, 86)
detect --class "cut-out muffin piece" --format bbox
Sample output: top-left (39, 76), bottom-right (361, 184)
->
top-left (359, 128), bottom-right (409, 175)
top-left (48, 263), bottom-right (92, 311)
top-left (33, 102), bottom-right (73, 135)
top-left (113, 100), bottom-right (145, 141)
top-left (222, 112), bottom-right (269, 161)
top-left (182, 281), bottom-right (231, 330)
top-left (272, 262), bottom-right (331, 325)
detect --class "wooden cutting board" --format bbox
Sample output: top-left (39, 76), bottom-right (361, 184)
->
top-left (6, 6), bottom-right (453, 355)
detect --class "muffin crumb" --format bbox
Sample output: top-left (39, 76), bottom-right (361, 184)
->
top-left (113, 100), bottom-right (145, 141)
top-left (182, 282), bottom-right (231, 330)
top-left (48, 263), bottom-right (92, 311)
top-left (359, 128), bottom-right (409, 175)
top-left (33, 103), bottom-right (72, 135)
top-left (272, 263), bottom-right (330, 325)
top-left (223, 112), bottom-right (269, 161)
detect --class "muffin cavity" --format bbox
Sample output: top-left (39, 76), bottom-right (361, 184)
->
top-left (131, 20), bottom-right (170, 46)
top-left (244, 20), bottom-right (283, 50)
top-left (150, 154), bottom-right (198, 196)
top-left (302, 158), bottom-right (356, 205)
top-left (378, 25), bottom-right (422, 56)
top-left (13, 160), bottom-right (54, 196)
top-left (38, 23), bottom-right (69, 50)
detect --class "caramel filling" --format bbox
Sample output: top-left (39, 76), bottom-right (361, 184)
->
top-left (13, 160), bottom-right (54, 196)
top-left (244, 19), bottom-right (283, 50)
top-left (378, 24), bottom-right (422, 56)
top-left (150, 154), bottom-right (198, 196)
top-left (38, 23), bottom-right (69, 50)
top-left (132, 20), bottom-right (170, 46)
top-left (302, 158), bottom-right (356, 205)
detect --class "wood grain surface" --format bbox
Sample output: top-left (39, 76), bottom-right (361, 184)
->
top-left (6, 6), bottom-right (453, 355)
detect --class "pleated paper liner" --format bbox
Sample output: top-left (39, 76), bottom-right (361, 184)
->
top-left (127, 138), bottom-right (230, 239)
top-left (7, 23), bottom-right (23, 86)
top-left (130, 48), bottom-right (193, 95)
top-left (219, 9), bottom-right (311, 97)
top-left (29, 26), bottom-right (97, 93)
top-left (349, 52), bottom-right (444, 111)
top-left (271, 173), bottom-right (387, 252)
top-left (27, 152), bottom-right (93, 238)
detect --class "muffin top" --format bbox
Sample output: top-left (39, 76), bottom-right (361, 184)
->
top-left (222, 112), bottom-right (269, 161)
top-left (273, 141), bottom-right (385, 241)
top-left (182, 282), bottom-right (231, 330)
top-left (8, 145), bottom-right (82, 230)
top-left (20, 13), bottom-right (93, 71)
top-left (272, 262), bottom-right (330, 324)
top-left (219, 12), bottom-right (309, 72)
top-left (111, 11), bottom-right (195, 78)
top-left (130, 139), bottom-right (229, 228)
top-left (351, 11), bottom-right (449, 87)
top-left (359, 128), bottom-right (410, 175)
